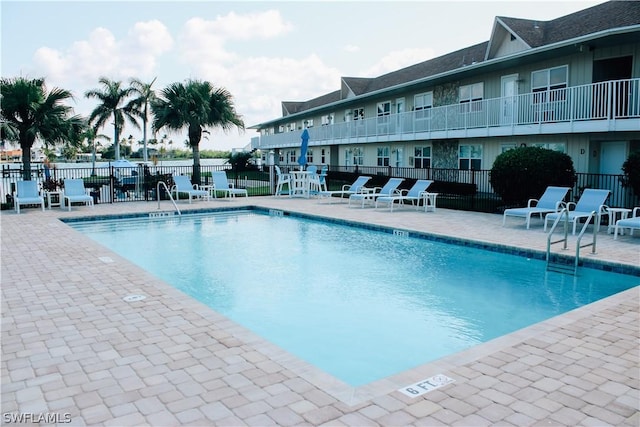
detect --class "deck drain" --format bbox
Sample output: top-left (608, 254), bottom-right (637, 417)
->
top-left (123, 294), bottom-right (146, 302)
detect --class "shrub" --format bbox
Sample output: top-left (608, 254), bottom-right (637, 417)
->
top-left (622, 150), bottom-right (640, 200)
top-left (490, 146), bottom-right (576, 205)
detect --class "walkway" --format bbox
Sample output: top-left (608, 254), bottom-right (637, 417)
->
top-left (1, 197), bottom-right (638, 426)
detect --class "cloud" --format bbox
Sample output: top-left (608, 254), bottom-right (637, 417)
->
top-left (343, 44), bottom-right (360, 53)
top-left (360, 47), bottom-right (436, 77)
top-left (32, 22), bottom-right (173, 86)
top-left (210, 9), bottom-right (294, 40)
top-left (177, 11), bottom-right (339, 127)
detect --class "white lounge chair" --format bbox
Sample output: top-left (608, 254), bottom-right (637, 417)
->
top-left (614, 207), bottom-right (640, 240)
top-left (349, 177), bottom-right (404, 208)
top-left (171, 175), bottom-right (210, 203)
top-left (502, 186), bottom-right (570, 229)
top-left (63, 179), bottom-right (94, 211)
top-left (375, 180), bottom-right (434, 212)
top-left (544, 188), bottom-right (610, 234)
top-left (14, 180), bottom-right (45, 214)
top-left (317, 176), bottom-right (371, 203)
top-left (275, 165), bottom-right (291, 197)
top-left (211, 171), bottom-right (248, 199)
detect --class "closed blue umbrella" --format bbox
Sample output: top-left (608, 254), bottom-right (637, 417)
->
top-left (298, 128), bottom-right (309, 168)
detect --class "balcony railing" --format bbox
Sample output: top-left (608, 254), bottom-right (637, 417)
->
top-left (252, 78), bottom-right (640, 149)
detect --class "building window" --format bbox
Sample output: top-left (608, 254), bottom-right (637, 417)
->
top-left (459, 144), bottom-right (482, 170)
top-left (288, 123), bottom-right (296, 132)
top-left (530, 142), bottom-right (566, 153)
top-left (377, 147), bottom-right (390, 167)
top-left (532, 65), bottom-right (568, 103)
top-left (278, 125), bottom-right (285, 133)
top-left (353, 147), bottom-right (363, 165)
top-left (288, 150), bottom-right (297, 164)
top-left (305, 119), bottom-right (314, 128)
top-left (501, 144), bottom-right (517, 153)
top-left (321, 114), bottom-right (334, 126)
top-left (353, 108), bottom-right (365, 121)
top-left (306, 149), bottom-right (313, 164)
top-left (321, 148), bottom-right (326, 163)
top-left (414, 92), bottom-right (433, 119)
top-left (414, 146), bottom-right (431, 168)
top-left (279, 152), bottom-right (284, 163)
top-left (377, 101), bottom-right (391, 117)
top-left (459, 83), bottom-right (484, 112)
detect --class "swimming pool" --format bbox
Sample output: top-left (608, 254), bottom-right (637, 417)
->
top-left (68, 210), bottom-right (639, 386)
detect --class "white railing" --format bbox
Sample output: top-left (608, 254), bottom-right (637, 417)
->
top-left (252, 78), bottom-right (640, 149)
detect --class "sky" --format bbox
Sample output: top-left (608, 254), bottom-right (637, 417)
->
top-left (1, 0), bottom-right (604, 152)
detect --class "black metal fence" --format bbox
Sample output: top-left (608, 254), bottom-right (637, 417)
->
top-left (2, 163), bottom-right (637, 212)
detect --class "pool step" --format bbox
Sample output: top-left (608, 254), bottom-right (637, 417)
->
top-left (546, 254), bottom-right (577, 275)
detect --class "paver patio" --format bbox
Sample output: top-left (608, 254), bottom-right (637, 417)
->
top-left (1, 196), bottom-right (638, 426)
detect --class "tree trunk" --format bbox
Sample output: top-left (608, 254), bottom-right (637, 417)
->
top-left (20, 134), bottom-right (33, 181)
top-left (114, 112), bottom-right (120, 161)
top-left (189, 125), bottom-right (202, 185)
top-left (192, 145), bottom-right (201, 185)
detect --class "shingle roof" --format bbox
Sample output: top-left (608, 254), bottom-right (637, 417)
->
top-left (500, 1), bottom-right (640, 48)
top-left (280, 1), bottom-right (640, 118)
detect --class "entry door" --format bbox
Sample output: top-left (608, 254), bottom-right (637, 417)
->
top-left (600, 141), bottom-right (627, 174)
top-left (395, 97), bottom-right (405, 133)
top-left (600, 141), bottom-right (627, 202)
top-left (501, 74), bottom-right (518, 125)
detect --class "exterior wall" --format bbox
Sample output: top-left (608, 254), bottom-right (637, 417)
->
top-left (279, 131), bottom-right (637, 176)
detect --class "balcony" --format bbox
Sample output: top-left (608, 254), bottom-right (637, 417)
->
top-left (252, 78), bottom-right (640, 149)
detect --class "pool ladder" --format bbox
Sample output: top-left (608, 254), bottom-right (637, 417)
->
top-left (156, 181), bottom-right (181, 216)
top-left (546, 208), bottom-right (597, 275)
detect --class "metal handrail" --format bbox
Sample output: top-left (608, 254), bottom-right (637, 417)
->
top-left (546, 208), bottom-right (598, 274)
top-left (574, 211), bottom-right (598, 270)
top-left (157, 181), bottom-right (181, 216)
top-left (546, 208), bottom-right (571, 273)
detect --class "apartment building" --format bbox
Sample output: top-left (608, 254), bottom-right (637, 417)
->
top-left (250, 1), bottom-right (640, 190)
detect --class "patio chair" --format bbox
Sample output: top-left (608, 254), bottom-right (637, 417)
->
top-left (614, 207), bottom-right (640, 240)
top-left (171, 174), bottom-right (210, 203)
top-left (308, 165), bottom-right (329, 196)
top-left (62, 179), bottom-right (94, 211)
top-left (544, 188), bottom-right (610, 235)
top-left (275, 165), bottom-right (291, 197)
top-left (375, 180), bottom-right (434, 212)
top-left (317, 176), bottom-right (372, 203)
top-left (502, 186), bottom-right (570, 229)
top-left (211, 171), bottom-right (248, 199)
top-left (14, 180), bottom-right (45, 214)
top-left (348, 177), bottom-right (404, 208)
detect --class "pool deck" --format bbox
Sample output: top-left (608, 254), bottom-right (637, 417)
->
top-left (1, 196), bottom-right (638, 426)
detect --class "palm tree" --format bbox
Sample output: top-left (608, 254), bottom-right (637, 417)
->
top-left (85, 77), bottom-right (139, 161)
top-left (81, 126), bottom-right (110, 175)
top-left (1, 77), bottom-right (83, 180)
top-left (152, 79), bottom-right (244, 184)
top-left (128, 77), bottom-right (156, 163)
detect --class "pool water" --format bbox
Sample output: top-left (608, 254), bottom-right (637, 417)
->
top-left (69, 211), bottom-right (639, 386)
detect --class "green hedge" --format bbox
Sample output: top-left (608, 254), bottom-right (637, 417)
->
top-left (490, 147), bottom-right (576, 206)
